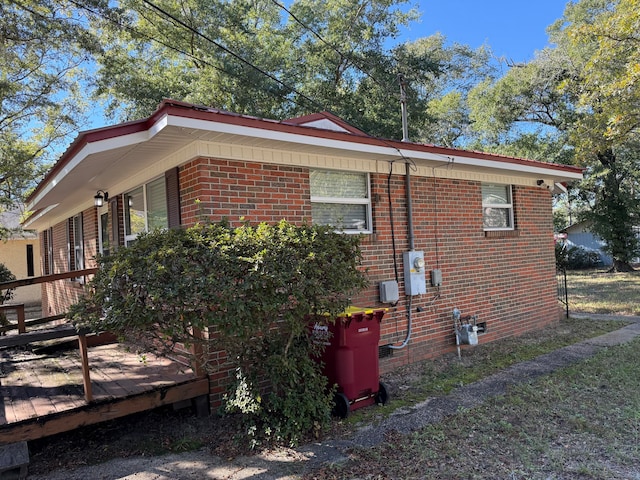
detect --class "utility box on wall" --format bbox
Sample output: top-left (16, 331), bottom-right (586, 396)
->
top-left (403, 250), bottom-right (426, 295)
top-left (379, 280), bottom-right (399, 304)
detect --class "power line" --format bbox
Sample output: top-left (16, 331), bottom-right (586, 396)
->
top-left (64, 0), bottom-right (325, 115)
top-left (268, 0), bottom-right (394, 94)
top-left (41, 0), bottom-right (408, 137)
top-left (140, 0), bottom-right (328, 113)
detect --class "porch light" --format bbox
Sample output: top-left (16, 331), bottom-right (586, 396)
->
top-left (94, 190), bottom-right (109, 207)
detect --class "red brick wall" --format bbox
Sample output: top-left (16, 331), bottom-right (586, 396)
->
top-left (41, 207), bottom-right (98, 316)
top-left (176, 157), bottom-right (560, 405)
top-left (180, 158), bottom-right (311, 226)
top-left (359, 176), bottom-right (558, 373)
top-left (39, 157), bottom-right (560, 408)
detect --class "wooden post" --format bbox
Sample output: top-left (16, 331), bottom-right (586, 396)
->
top-left (191, 327), bottom-right (205, 378)
top-left (16, 304), bottom-right (25, 334)
top-left (78, 334), bottom-right (93, 402)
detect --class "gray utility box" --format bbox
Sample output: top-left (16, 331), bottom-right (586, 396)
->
top-left (403, 250), bottom-right (426, 295)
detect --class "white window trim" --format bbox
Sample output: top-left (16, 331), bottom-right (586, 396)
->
top-left (98, 205), bottom-right (109, 255)
top-left (124, 187), bottom-right (145, 247)
top-left (68, 214), bottom-right (84, 283)
top-left (123, 176), bottom-right (167, 246)
top-left (482, 184), bottom-right (515, 231)
top-left (309, 169), bottom-right (373, 234)
top-left (45, 227), bottom-right (54, 275)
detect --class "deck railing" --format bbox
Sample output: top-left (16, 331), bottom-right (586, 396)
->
top-left (0, 269), bottom-right (98, 401)
top-left (0, 267), bottom-right (206, 404)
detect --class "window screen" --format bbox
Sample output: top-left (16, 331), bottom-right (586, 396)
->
top-left (310, 169), bottom-right (371, 233)
top-left (482, 184), bottom-right (514, 230)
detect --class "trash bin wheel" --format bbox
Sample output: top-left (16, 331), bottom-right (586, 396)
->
top-left (375, 382), bottom-right (389, 405)
top-left (333, 392), bottom-right (350, 419)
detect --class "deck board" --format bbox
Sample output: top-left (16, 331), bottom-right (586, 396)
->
top-left (0, 342), bottom-right (208, 444)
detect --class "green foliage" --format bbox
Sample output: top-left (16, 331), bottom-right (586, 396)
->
top-left (466, 0), bottom-right (640, 271)
top-left (0, 262), bottom-right (16, 328)
top-left (226, 339), bottom-right (335, 448)
top-left (555, 242), bottom-right (568, 268)
top-left (1, 0), bottom-right (106, 207)
top-left (0, 263), bottom-right (16, 305)
top-left (567, 246), bottom-right (603, 270)
top-left (70, 220), bottom-right (368, 445)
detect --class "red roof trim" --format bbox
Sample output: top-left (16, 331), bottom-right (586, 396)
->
top-left (28, 100), bottom-right (583, 202)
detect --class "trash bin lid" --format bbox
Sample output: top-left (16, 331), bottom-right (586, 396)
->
top-left (339, 306), bottom-right (388, 317)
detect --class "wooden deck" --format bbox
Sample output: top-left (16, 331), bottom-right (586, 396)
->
top-left (0, 271), bottom-right (210, 446)
top-left (0, 341), bottom-right (209, 444)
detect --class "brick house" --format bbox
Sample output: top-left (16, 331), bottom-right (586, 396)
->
top-left (24, 99), bottom-right (582, 403)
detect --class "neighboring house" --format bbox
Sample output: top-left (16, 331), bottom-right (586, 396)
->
top-left (562, 220), bottom-right (610, 266)
top-left (0, 207), bottom-right (41, 305)
top-left (24, 99), bottom-right (583, 406)
top-left (562, 220), bottom-right (640, 266)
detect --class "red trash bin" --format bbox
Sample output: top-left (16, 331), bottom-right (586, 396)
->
top-left (313, 307), bottom-right (389, 418)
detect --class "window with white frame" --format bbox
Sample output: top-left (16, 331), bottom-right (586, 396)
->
top-left (482, 183), bottom-right (514, 230)
top-left (68, 214), bottom-right (84, 282)
top-left (310, 169), bottom-right (372, 233)
top-left (124, 176), bottom-right (168, 245)
top-left (43, 227), bottom-right (54, 275)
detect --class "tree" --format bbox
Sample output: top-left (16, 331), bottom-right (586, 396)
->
top-left (467, 0), bottom-right (640, 271)
top-left (0, 0), bottom-right (104, 228)
top-left (92, 0), bottom-right (296, 120)
top-left (555, 0), bottom-right (640, 270)
top-left (69, 221), bottom-right (368, 445)
top-left (89, 0), bottom-right (498, 142)
top-left (0, 263), bottom-right (16, 330)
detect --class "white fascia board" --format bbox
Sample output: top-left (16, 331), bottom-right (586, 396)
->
top-left (410, 151), bottom-right (584, 180)
top-left (22, 204), bottom-right (59, 229)
top-left (168, 114), bottom-right (582, 180)
top-left (27, 129), bottom-right (156, 210)
top-left (167, 115), bottom-right (401, 156)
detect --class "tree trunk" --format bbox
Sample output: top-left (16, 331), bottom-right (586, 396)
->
top-left (607, 259), bottom-right (636, 273)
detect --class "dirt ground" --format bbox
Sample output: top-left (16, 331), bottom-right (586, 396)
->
top-left (24, 315), bottom-right (640, 479)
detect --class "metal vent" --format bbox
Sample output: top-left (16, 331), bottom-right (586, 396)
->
top-left (378, 344), bottom-right (393, 359)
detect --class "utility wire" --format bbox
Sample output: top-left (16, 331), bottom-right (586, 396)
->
top-left (55, 0), bottom-right (413, 142)
top-left (140, 0), bottom-right (328, 113)
top-left (268, 0), bottom-right (394, 94)
top-left (64, 0), bottom-right (325, 115)
top-left (65, 0), bottom-right (235, 90)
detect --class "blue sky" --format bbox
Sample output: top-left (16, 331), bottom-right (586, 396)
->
top-left (400, 1), bottom-right (568, 63)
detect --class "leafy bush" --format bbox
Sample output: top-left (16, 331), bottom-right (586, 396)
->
top-left (69, 220), bottom-right (368, 446)
top-left (0, 262), bottom-right (16, 304)
top-left (555, 242), bottom-right (568, 268)
top-left (566, 245), bottom-right (602, 269)
top-left (0, 263), bottom-right (16, 330)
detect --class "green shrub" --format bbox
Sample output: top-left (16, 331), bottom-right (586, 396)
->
top-left (0, 263), bottom-right (16, 330)
top-left (555, 242), bottom-right (568, 268)
top-left (0, 262), bottom-right (16, 304)
top-left (566, 245), bottom-right (603, 269)
top-left (69, 220), bottom-right (368, 446)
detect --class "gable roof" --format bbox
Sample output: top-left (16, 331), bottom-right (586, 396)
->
top-left (25, 99), bottom-right (583, 230)
top-left (283, 111), bottom-right (368, 135)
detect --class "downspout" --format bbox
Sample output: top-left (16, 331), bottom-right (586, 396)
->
top-left (390, 75), bottom-right (415, 350)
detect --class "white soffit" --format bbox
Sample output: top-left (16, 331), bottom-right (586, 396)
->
top-left (167, 115), bottom-right (582, 181)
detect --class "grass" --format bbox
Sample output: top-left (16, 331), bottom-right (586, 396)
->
top-left (29, 269), bottom-right (640, 478)
top-left (305, 269), bottom-right (640, 479)
top-left (311, 338), bottom-right (640, 479)
top-left (344, 316), bottom-right (625, 425)
top-left (566, 268), bottom-right (640, 315)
